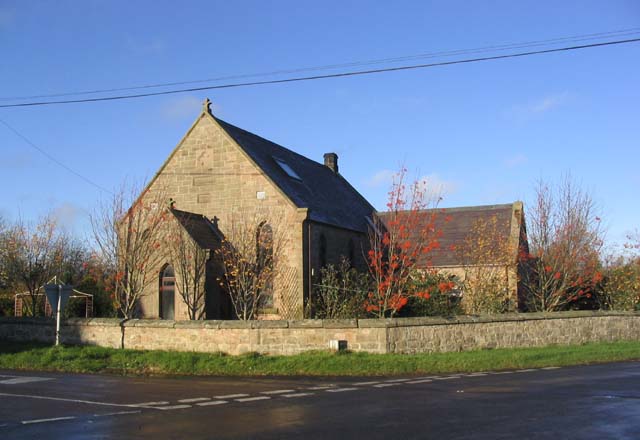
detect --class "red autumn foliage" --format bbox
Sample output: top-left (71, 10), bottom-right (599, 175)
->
top-left (365, 167), bottom-right (442, 317)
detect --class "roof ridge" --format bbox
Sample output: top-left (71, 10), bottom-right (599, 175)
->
top-left (378, 202), bottom-right (516, 215)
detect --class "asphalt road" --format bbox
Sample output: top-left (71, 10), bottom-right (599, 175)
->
top-left (1, 361), bottom-right (639, 439)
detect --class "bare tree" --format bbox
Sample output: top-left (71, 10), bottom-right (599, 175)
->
top-left (625, 230), bottom-right (640, 254)
top-left (3, 215), bottom-right (67, 316)
top-left (90, 184), bottom-right (168, 319)
top-left (165, 216), bottom-right (209, 320)
top-left (520, 176), bottom-right (604, 311)
top-left (215, 213), bottom-right (289, 320)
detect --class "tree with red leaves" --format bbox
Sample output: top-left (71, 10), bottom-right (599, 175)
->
top-left (366, 168), bottom-right (442, 317)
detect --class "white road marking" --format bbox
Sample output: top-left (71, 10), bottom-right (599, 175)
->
top-left (260, 389), bottom-right (296, 395)
top-left (406, 379), bottom-right (433, 384)
top-left (353, 381), bottom-right (380, 386)
top-left (515, 369), bottom-right (537, 373)
top-left (384, 378), bottom-right (411, 383)
top-left (178, 397), bottom-right (211, 403)
top-left (374, 383), bottom-right (402, 388)
top-left (133, 401), bottom-right (170, 406)
top-left (326, 387), bottom-right (357, 393)
top-left (465, 373), bottom-right (488, 377)
top-left (307, 385), bottom-right (335, 390)
top-left (155, 404), bottom-right (192, 410)
top-left (235, 396), bottom-right (271, 402)
top-left (22, 416), bottom-right (76, 425)
top-left (492, 371), bottom-right (514, 375)
top-left (282, 392), bottom-right (314, 398)
top-left (196, 400), bottom-right (228, 406)
top-left (94, 410), bottom-right (141, 417)
top-left (215, 393), bottom-right (249, 399)
top-left (434, 376), bottom-right (460, 380)
top-left (0, 392), bottom-right (139, 408)
top-left (0, 377), bottom-right (52, 385)
top-left (542, 366), bottom-right (561, 370)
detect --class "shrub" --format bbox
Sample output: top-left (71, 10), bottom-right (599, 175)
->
top-left (600, 260), bottom-right (640, 311)
top-left (0, 291), bottom-right (14, 316)
top-left (309, 258), bottom-right (370, 319)
top-left (398, 271), bottom-right (462, 317)
top-left (75, 274), bottom-right (116, 318)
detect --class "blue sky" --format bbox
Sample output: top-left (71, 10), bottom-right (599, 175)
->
top-left (1, 0), bottom-right (638, 249)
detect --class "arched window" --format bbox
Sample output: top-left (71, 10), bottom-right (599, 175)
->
top-left (257, 222), bottom-right (274, 308)
top-left (319, 233), bottom-right (327, 268)
top-left (159, 264), bottom-right (175, 320)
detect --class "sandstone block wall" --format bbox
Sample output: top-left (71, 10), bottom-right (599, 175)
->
top-left (1, 311), bottom-right (638, 356)
top-left (138, 112), bottom-right (306, 320)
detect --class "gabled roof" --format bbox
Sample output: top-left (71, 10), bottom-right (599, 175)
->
top-left (170, 208), bottom-right (222, 250)
top-left (378, 203), bottom-right (519, 267)
top-left (214, 117), bottom-right (374, 233)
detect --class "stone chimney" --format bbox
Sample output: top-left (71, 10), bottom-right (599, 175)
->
top-left (323, 152), bottom-right (339, 174)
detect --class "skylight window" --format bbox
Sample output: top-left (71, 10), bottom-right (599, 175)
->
top-left (274, 157), bottom-right (301, 180)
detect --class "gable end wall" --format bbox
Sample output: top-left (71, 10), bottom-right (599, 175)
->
top-left (139, 114), bottom-right (306, 319)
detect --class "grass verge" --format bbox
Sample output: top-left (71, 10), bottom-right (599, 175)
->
top-left (0, 340), bottom-right (638, 377)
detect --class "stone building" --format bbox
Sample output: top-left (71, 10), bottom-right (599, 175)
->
top-left (136, 99), bottom-right (374, 320)
top-left (379, 202), bottom-right (528, 311)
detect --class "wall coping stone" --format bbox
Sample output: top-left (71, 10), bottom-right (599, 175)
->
top-left (132, 319), bottom-right (175, 328)
top-left (289, 320), bottom-right (323, 329)
top-left (219, 320), bottom-right (252, 329)
top-left (1, 311), bottom-right (638, 332)
top-left (174, 321), bottom-right (208, 329)
top-left (358, 319), bottom-right (396, 328)
top-left (64, 318), bottom-right (90, 326)
top-left (86, 318), bottom-right (121, 327)
top-left (323, 319), bottom-right (358, 329)
top-left (251, 320), bottom-right (289, 329)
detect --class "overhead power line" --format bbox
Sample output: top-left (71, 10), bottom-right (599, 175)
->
top-left (2, 27), bottom-right (639, 102)
top-left (0, 117), bottom-right (113, 194)
top-left (1, 37), bottom-right (638, 109)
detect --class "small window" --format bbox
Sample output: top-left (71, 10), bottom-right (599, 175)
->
top-left (274, 157), bottom-right (301, 180)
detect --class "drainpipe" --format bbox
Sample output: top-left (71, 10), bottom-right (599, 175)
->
top-left (307, 220), bottom-right (313, 314)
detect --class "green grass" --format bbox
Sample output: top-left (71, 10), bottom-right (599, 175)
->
top-left (0, 340), bottom-right (639, 377)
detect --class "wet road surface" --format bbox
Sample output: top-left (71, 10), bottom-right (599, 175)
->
top-left (1, 361), bottom-right (639, 439)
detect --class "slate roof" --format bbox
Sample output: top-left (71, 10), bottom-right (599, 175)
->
top-left (215, 117), bottom-right (375, 233)
top-left (378, 203), bottom-right (517, 267)
top-left (170, 208), bottom-right (222, 249)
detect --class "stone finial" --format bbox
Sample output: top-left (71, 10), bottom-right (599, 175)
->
top-left (203, 98), bottom-right (212, 114)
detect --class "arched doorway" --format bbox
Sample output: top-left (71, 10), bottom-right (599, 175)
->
top-left (159, 264), bottom-right (175, 320)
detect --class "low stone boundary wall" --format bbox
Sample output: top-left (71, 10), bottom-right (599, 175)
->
top-left (1, 311), bottom-right (638, 355)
